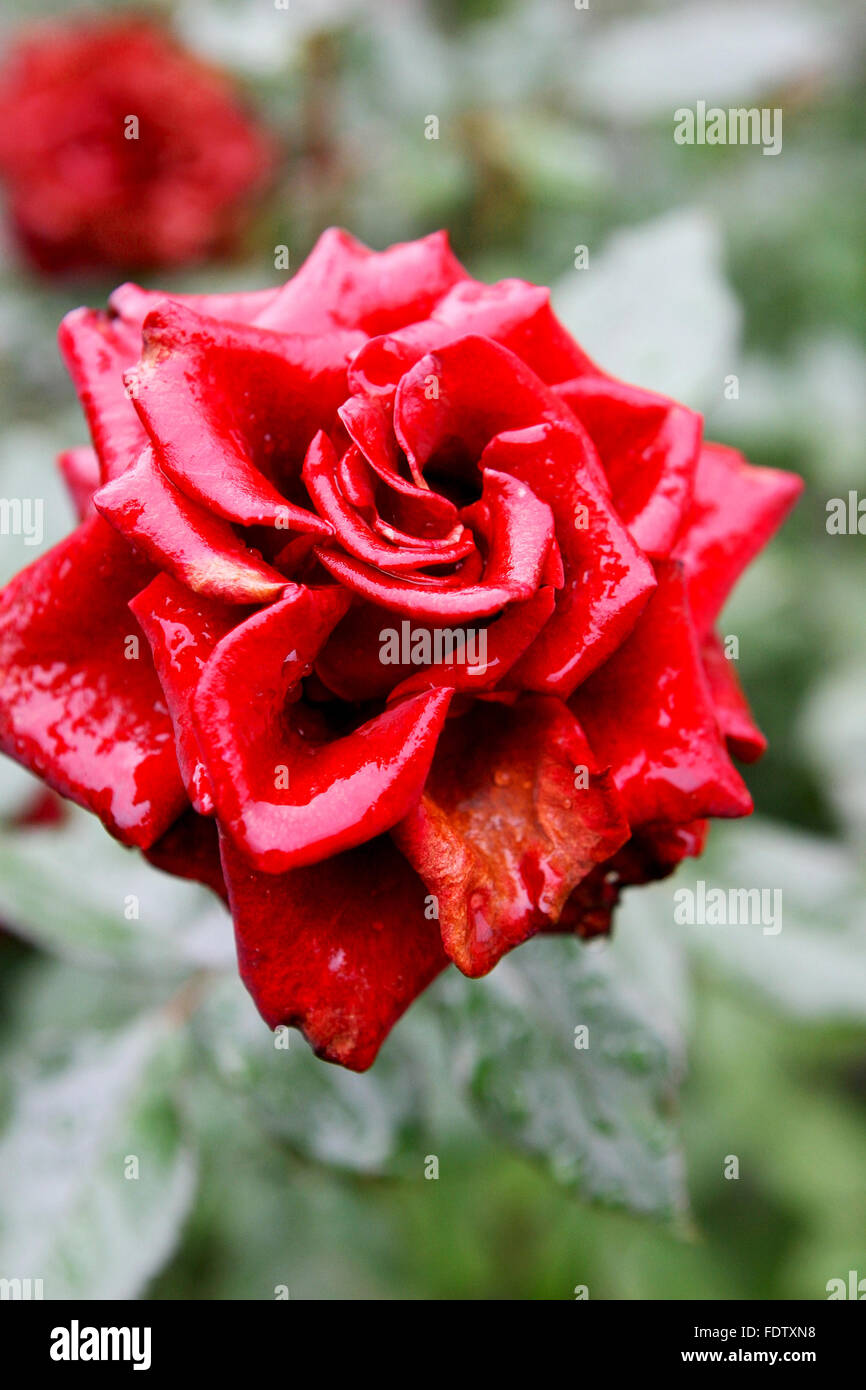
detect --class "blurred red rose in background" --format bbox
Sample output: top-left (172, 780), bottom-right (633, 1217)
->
top-left (0, 17), bottom-right (273, 273)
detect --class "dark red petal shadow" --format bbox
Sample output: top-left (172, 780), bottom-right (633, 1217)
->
top-left (130, 573), bottom-right (247, 814)
top-left (555, 819), bottom-right (710, 938)
top-left (303, 432), bottom-right (474, 571)
top-left (145, 809), bottom-right (228, 902)
top-left (571, 559), bottom-right (753, 827)
top-left (389, 587), bottom-right (557, 700)
top-left (193, 585), bottom-right (454, 872)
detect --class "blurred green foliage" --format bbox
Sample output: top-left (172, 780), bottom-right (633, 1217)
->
top-left (0, 0), bottom-right (864, 1300)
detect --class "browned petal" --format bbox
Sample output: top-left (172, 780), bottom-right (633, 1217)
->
top-left (392, 695), bottom-right (629, 977)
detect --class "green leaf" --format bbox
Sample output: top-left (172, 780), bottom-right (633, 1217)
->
top-left (496, 112), bottom-right (609, 201)
top-left (193, 974), bottom-right (431, 1176)
top-left (0, 806), bottom-right (234, 978)
top-left (552, 209), bottom-right (740, 409)
top-left (432, 934), bottom-right (688, 1220)
top-left (0, 963), bottom-right (197, 1299)
top-left (575, 4), bottom-right (836, 121)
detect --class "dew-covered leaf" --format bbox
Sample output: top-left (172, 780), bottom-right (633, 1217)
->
top-left (0, 806), bottom-right (234, 977)
top-left (193, 973), bottom-right (431, 1175)
top-left (0, 965), bottom-right (197, 1299)
top-left (432, 934), bottom-right (688, 1220)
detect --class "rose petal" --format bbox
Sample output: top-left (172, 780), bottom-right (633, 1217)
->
top-left (96, 445), bottom-right (288, 605)
top-left (254, 227), bottom-right (467, 335)
top-left (349, 278), bottom-right (594, 391)
top-left (394, 334), bottom-right (602, 485)
top-left (338, 396), bottom-right (464, 536)
top-left (314, 547), bottom-right (524, 621)
top-left (314, 600), bottom-right (404, 702)
top-left (571, 560), bottom-right (753, 826)
top-left (95, 442), bottom-right (287, 600)
top-left (337, 399), bottom-right (460, 537)
top-left (338, 393), bottom-right (402, 473)
top-left (145, 809), bottom-right (228, 901)
top-left (220, 828), bottom-right (448, 1070)
top-left (392, 696), bottom-right (628, 975)
top-left (673, 443), bottom-right (804, 636)
top-left (193, 585), bottom-right (454, 871)
top-left (464, 467), bottom-right (554, 593)
top-left (303, 432), bottom-right (474, 571)
top-left (483, 423), bottom-right (657, 696)
top-left (109, 282), bottom-right (279, 329)
top-left (556, 375), bottom-right (701, 557)
top-left (316, 587), bottom-right (555, 704)
top-left (58, 307), bottom-right (147, 482)
top-left (388, 587), bottom-right (557, 699)
top-left (701, 631), bottom-right (767, 763)
top-left (57, 446), bottom-right (100, 519)
top-left (0, 516), bottom-right (185, 847)
top-left (556, 819), bottom-right (709, 937)
top-left (129, 299), bottom-right (358, 528)
top-left (346, 335), bottom-right (422, 407)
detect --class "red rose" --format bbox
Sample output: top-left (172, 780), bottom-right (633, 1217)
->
top-left (0, 18), bottom-right (272, 273)
top-left (0, 229), bottom-right (802, 1068)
